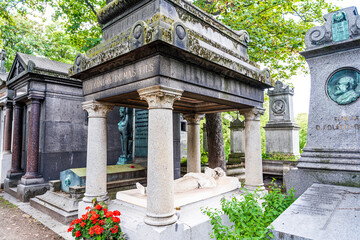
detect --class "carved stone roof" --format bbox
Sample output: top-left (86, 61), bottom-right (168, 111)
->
top-left (7, 53), bottom-right (72, 83)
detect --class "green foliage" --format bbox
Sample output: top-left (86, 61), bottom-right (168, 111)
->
top-left (0, 14), bottom-right (78, 70)
top-left (202, 182), bottom-right (296, 239)
top-left (262, 152), bottom-right (299, 161)
top-left (193, 0), bottom-right (338, 81)
top-left (295, 113), bottom-right (308, 153)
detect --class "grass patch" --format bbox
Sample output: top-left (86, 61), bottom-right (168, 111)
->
top-left (0, 197), bottom-right (17, 209)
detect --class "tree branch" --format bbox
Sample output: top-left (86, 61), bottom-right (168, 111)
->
top-left (84, 0), bottom-right (97, 17)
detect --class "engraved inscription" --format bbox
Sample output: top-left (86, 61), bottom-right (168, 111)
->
top-left (83, 62), bottom-right (156, 94)
top-left (315, 115), bottom-right (360, 130)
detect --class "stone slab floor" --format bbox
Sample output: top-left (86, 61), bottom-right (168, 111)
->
top-left (0, 190), bottom-right (72, 240)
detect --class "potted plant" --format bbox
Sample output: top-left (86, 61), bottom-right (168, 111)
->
top-left (68, 199), bottom-right (126, 240)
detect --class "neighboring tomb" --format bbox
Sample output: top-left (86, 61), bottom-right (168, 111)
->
top-left (0, 49), bottom-right (10, 188)
top-left (270, 184), bottom-right (360, 239)
top-left (2, 53), bottom-right (121, 201)
top-left (228, 113), bottom-right (245, 164)
top-left (286, 7), bottom-right (360, 197)
top-left (264, 81), bottom-right (300, 156)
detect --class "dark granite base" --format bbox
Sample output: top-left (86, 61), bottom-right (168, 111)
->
top-left (17, 182), bottom-right (49, 202)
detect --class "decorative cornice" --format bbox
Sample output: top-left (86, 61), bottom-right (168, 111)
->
top-left (138, 85), bottom-right (183, 109)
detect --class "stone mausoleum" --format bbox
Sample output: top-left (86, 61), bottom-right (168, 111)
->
top-left (1, 53), bottom-right (124, 202)
top-left (69, 0), bottom-right (273, 239)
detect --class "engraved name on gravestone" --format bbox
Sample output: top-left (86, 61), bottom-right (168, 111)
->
top-left (134, 109), bottom-right (148, 158)
top-left (270, 184), bottom-right (360, 239)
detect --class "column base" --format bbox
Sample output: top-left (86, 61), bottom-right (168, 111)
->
top-left (78, 193), bottom-right (110, 217)
top-left (17, 177), bottom-right (49, 202)
top-left (245, 184), bottom-right (266, 192)
top-left (144, 211), bottom-right (178, 226)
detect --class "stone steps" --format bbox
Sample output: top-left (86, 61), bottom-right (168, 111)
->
top-left (6, 187), bottom-right (18, 199)
top-left (30, 193), bottom-right (78, 225)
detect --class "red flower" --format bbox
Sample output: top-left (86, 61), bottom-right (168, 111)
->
top-left (75, 218), bottom-right (82, 224)
top-left (99, 220), bottom-right (104, 225)
top-left (94, 204), bottom-right (102, 210)
top-left (113, 210), bottom-right (121, 216)
top-left (105, 211), bottom-right (113, 218)
top-left (112, 217), bottom-right (120, 223)
top-left (103, 208), bottom-right (108, 214)
top-left (89, 228), bottom-right (95, 236)
top-left (80, 222), bottom-right (86, 227)
top-left (67, 226), bottom-right (74, 232)
top-left (114, 225), bottom-right (118, 229)
top-left (70, 219), bottom-right (76, 226)
top-left (94, 225), bottom-right (104, 235)
top-left (92, 220), bottom-right (98, 225)
top-left (130, 165), bottom-right (135, 168)
top-left (90, 213), bottom-right (99, 221)
top-left (75, 231), bottom-right (81, 237)
top-left (85, 206), bottom-right (91, 210)
top-left (82, 214), bottom-right (88, 220)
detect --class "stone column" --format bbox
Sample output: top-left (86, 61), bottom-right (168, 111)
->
top-left (17, 96), bottom-right (49, 202)
top-left (3, 102), bottom-right (12, 153)
top-left (82, 101), bottom-right (114, 204)
top-left (183, 114), bottom-right (204, 173)
top-left (138, 85), bottom-right (183, 226)
top-left (22, 97), bottom-right (42, 179)
top-left (8, 102), bottom-right (23, 175)
top-left (241, 107), bottom-right (265, 191)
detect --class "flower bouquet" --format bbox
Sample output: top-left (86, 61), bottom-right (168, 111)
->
top-left (68, 199), bottom-right (126, 240)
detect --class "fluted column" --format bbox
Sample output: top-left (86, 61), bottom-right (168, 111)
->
top-left (3, 102), bottom-right (13, 153)
top-left (241, 107), bottom-right (265, 191)
top-left (138, 85), bottom-right (183, 226)
top-left (183, 113), bottom-right (204, 173)
top-left (9, 102), bottom-right (23, 174)
top-left (82, 101), bottom-right (114, 203)
top-left (22, 97), bottom-right (42, 179)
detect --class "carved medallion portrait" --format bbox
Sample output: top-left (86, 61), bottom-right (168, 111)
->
top-left (272, 99), bottom-right (286, 114)
top-left (327, 69), bottom-right (360, 105)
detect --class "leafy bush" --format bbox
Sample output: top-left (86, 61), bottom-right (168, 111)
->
top-left (262, 152), bottom-right (300, 161)
top-left (202, 182), bottom-right (296, 239)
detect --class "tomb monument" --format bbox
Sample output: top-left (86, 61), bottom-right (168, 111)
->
top-left (70, 0), bottom-right (273, 238)
top-left (285, 6), bottom-right (360, 197)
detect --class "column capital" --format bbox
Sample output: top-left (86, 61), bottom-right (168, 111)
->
top-left (182, 113), bottom-right (204, 125)
top-left (82, 100), bottom-right (114, 118)
top-left (138, 85), bottom-right (183, 109)
top-left (240, 107), bottom-right (265, 121)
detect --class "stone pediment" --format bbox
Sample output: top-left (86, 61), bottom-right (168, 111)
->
top-left (7, 53), bottom-right (73, 83)
top-left (70, 0), bottom-right (273, 87)
top-left (7, 55), bottom-right (27, 82)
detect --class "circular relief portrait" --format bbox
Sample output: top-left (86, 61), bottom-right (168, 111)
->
top-left (272, 99), bottom-right (285, 114)
top-left (327, 69), bottom-right (360, 105)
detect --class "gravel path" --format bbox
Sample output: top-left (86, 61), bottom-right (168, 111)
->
top-left (0, 192), bottom-right (65, 240)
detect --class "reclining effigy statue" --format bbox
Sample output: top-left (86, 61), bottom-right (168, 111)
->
top-left (136, 167), bottom-right (227, 195)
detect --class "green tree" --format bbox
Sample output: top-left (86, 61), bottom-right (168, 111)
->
top-left (295, 112), bottom-right (308, 153)
top-left (193, 0), bottom-right (337, 80)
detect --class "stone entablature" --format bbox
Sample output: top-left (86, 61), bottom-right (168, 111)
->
top-left (70, 0), bottom-right (272, 87)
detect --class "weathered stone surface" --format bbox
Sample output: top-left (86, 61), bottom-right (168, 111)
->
top-left (285, 7), bottom-right (360, 196)
top-left (264, 81), bottom-right (300, 155)
top-left (270, 184), bottom-right (360, 240)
